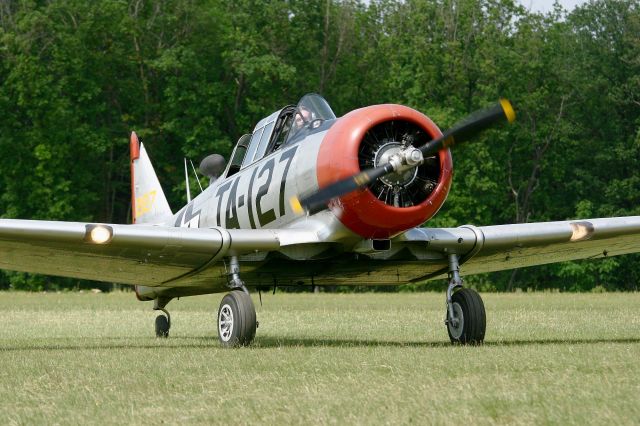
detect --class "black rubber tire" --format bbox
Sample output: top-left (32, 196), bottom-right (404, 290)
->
top-left (155, 314), bottom-right (170, 338)
top-left (446, 288), bottom-right (486, 345)
top-left (217, 291), bottom-right (257, 347)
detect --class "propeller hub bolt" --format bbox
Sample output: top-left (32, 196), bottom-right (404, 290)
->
top-left (406, 148), bottom-right (423, 166)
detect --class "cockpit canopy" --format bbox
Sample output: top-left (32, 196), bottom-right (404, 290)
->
top-left (285, 94), bottom-right (337, 145)
top-left (224, 94), bottom-right (336, 178)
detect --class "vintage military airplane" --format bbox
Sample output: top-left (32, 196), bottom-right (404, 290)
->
top-left (1, 93), bottom-right (639, 347)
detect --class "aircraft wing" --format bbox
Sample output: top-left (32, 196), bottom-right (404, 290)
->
top-left (396, 216), bottom-right (640, 281)
top-left (0, 219), bottom-right (319, 286)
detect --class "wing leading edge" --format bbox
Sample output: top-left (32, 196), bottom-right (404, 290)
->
top-left (397, 216), bottom-right (640, 281)
top-left (2, 216), bottom-right (638, 287)
top-left (0, 219), bottom-right (318, 287)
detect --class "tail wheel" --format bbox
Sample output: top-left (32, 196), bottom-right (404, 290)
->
top-left (446, 288), bottom-right (486, 345)
top-left (217, 290), bottom-right (257, 347)
top-left (154, 314), bottom-right (170, 338)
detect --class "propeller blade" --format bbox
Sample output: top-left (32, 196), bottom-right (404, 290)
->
top-left (291, 162), bottom-right (394, 215)
top-left (290, 99), bottom-right (515, 215)
top-left (419, 98), bottom-right (516, 156)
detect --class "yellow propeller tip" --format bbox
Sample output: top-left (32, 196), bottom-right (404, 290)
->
top-left (499, 98), bottom-right (516, 123)
top-left (290, 196), bottom-right (304, 215)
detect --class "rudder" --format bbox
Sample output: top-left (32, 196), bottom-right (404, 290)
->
top-left (130, 132), bottom-right (173, 224)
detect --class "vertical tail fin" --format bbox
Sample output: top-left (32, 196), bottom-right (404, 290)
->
top-left (130, 132), bottom-right (173, 224)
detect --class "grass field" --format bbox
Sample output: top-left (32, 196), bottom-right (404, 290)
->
top-left (0, 291), bottom-right (639, 425)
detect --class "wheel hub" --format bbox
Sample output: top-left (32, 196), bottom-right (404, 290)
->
top-left (447, 302), bottom-right (464, 340)
top-left (218, 304), bottom-right (234, 342)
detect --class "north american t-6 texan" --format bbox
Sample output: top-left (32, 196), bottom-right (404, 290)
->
top-left (1, 94), bottom-right (639, 347)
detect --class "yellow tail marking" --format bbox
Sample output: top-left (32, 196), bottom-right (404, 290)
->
top-left (135, 190), bottom-right (157, 218)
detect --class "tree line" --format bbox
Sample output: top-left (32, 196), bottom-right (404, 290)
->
top-left (0, 0), bottom-right (638, 291)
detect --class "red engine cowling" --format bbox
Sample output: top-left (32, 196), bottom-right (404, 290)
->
top-left (317, 104), bottom-right (453, 239)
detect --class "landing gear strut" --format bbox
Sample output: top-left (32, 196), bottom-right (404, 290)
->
top-left (445, 254), bottom-right (486, 344)
top-left (217, 256), bottom-right (257, 347)
top-left (153, 297), bottom-right (171, 338)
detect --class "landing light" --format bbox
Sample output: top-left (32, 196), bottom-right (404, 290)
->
top-left (569, 222), bottom-right (594, 242)
top-left (86, 225), bottom-right (113, 244)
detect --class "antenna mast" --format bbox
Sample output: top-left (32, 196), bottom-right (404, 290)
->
top-left (184, 158), bottom-right (191, 203)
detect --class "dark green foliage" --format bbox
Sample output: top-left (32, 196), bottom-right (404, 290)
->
top-left (0, 0), bottom-right (638, 291)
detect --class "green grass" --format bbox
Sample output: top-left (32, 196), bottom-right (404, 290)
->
top-left (1, 291), bottom-right (639, 425)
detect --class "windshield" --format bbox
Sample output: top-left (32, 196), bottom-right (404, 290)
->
top-left (285, 94), bottom-right (336, 144)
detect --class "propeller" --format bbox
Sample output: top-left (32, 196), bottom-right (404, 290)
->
top-left (290, 99), bottom-right (516, 215)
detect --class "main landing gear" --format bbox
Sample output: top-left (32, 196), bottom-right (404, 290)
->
top-left (445, 254), bottom-right (486, 344)
top-left (148, 257), bottom-right (257, 346)
top-left (217, 256), bottom-right (257, 347)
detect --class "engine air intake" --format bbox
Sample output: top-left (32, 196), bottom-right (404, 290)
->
top-left (358, 120), bottom-right (441, 207)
